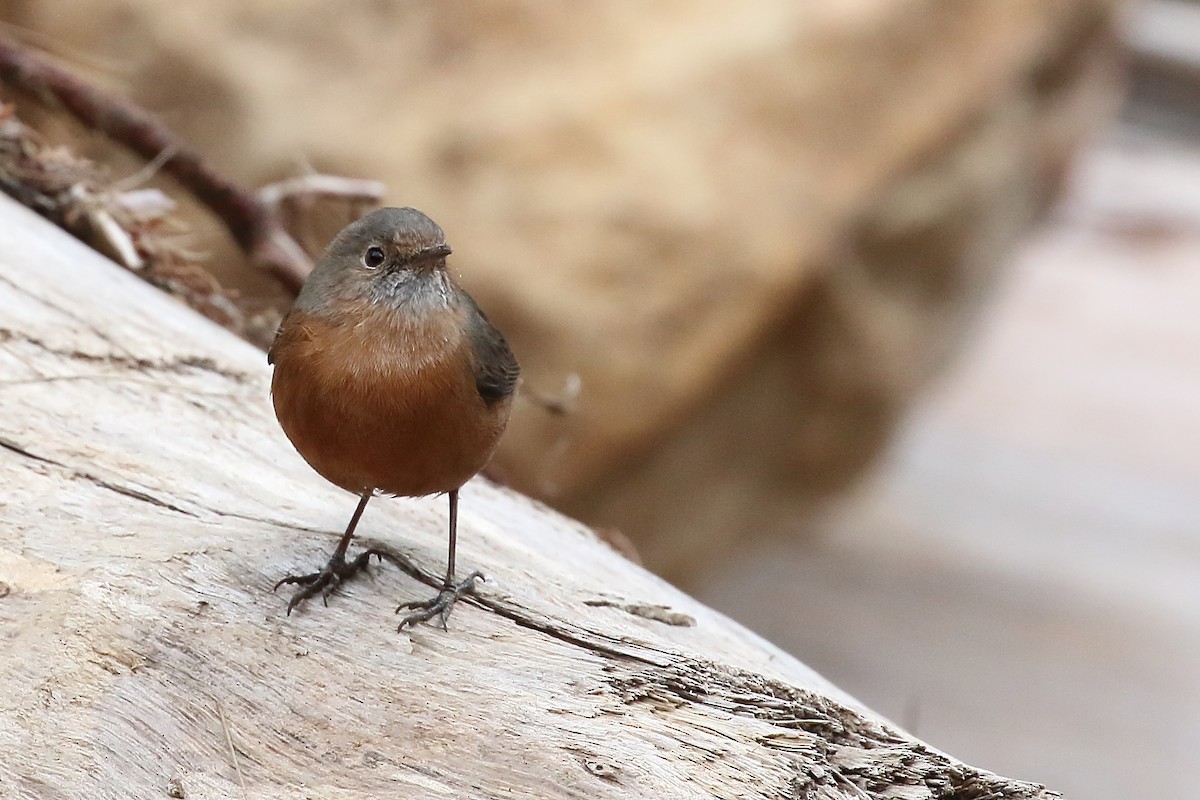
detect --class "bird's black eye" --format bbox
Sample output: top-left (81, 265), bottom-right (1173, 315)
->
top-left (364, 246), bottom-right (386, 268)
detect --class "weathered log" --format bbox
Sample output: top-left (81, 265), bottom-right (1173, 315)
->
top-left (0, 198), bottom-right (1057, 799)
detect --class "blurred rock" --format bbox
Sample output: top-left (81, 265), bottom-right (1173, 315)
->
top-left (2, 0), bottom-right (1124, 583)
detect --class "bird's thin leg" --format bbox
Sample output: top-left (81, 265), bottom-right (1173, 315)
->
top-left (275, 491), bottom-right (397, 614)
top-left (445, 484), bottom-right (459, 585)
top-left (396, 488), bottom-right (481, 631)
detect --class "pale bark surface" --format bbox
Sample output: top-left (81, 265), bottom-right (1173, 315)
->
top-left (0, 199), bottom-right (1057, 799)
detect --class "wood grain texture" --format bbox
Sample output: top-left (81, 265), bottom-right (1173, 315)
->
top-left (0, 197), bottom-right (1057, 799)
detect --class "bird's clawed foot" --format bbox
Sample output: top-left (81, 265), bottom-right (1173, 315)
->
top-left (396, 571), bottom-right (482, 631)
top-left (274, 548), bottom-right (396, 615)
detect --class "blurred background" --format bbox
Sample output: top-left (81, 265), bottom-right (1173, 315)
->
top-left (1, 1), bottom-right (1197, 797)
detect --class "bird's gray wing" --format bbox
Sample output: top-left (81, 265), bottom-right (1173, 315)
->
top-left (463, 293), bottom-right (520, 405)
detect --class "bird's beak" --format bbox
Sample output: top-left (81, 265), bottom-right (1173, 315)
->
top-left (414, 243), bottom-right (452, 266)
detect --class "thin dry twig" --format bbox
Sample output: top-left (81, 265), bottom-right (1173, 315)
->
top-left (257, 174), bottom-right (386, 209)
top-left (0, 32), bottom-right (310, 292)
top-left (215, 700), bottom-right (248, 798)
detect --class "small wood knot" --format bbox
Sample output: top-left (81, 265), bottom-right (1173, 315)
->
top-left (584, 758), bottom-right (619, 782)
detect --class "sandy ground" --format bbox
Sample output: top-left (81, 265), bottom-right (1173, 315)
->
top-left (699, 125), bottom-right (1200, 799)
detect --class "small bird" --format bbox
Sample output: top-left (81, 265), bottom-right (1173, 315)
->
top-left (268, 206), bottom-right (519, 630)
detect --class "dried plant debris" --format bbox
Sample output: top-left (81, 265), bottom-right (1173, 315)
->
top-left (0, 103), bottom-right (265, 339)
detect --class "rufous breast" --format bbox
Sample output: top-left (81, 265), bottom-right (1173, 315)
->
top-left (269, 300), bottom-right (511, 497)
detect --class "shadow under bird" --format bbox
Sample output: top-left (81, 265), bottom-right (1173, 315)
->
top-left (268, 206), bottom-right (519, 629)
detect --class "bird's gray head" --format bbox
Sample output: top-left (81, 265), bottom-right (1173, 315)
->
top-left (295, 207), bottom-right (457, 316)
